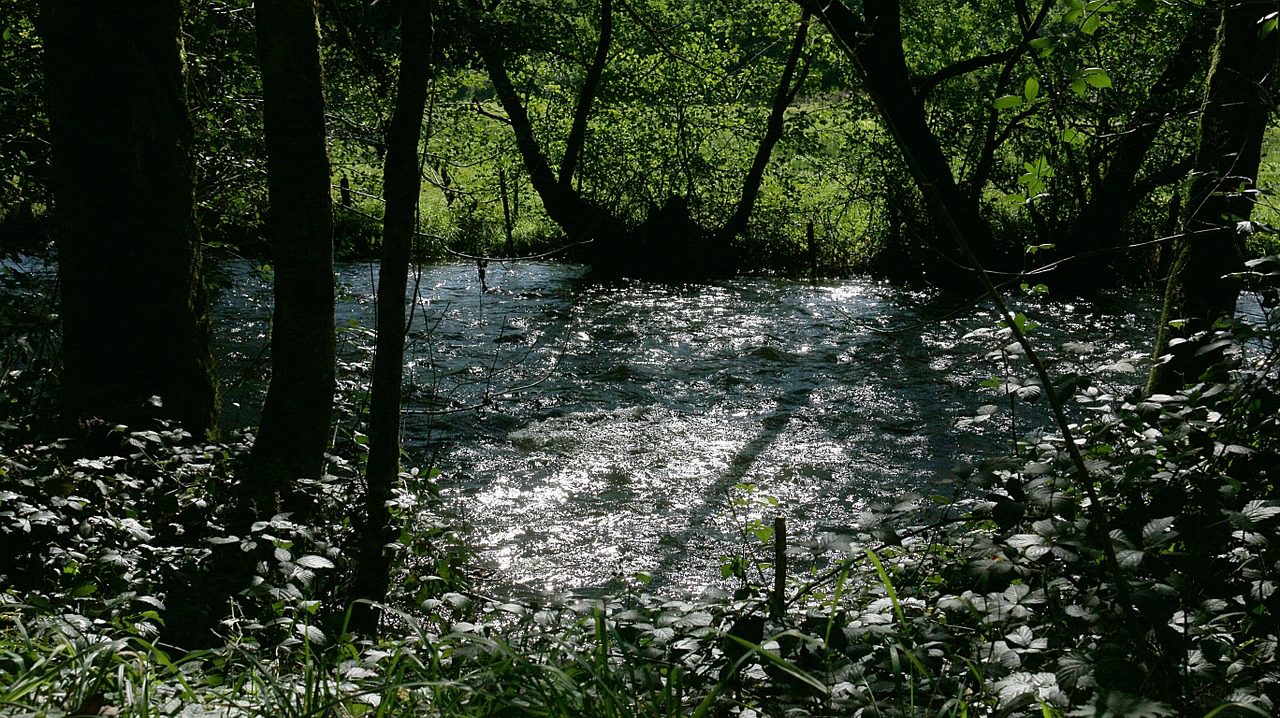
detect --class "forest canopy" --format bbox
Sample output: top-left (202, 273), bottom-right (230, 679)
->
top-left (4, 0), bottom-right (1273, 284)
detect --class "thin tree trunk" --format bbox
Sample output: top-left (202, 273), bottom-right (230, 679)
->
top-left (249, 0), bottom-right (336, 514)
top-left (559, 0), bottom-right (612, 189)
top-left (1148, 0), bottom-right (1278, 393)
top-left (717, 10), bottom-right (810, 243)
top-left (477, 36), bottom-right (611, 242)
top-left (350, 0), bottom-right (435, 635)
top-left (41, 0), bottom-right (219, 440)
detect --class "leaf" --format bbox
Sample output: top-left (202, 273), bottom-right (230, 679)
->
top-left (71, 582), bottom-right (98, 597)
top-left (1070, 78), bottom-right (1088, 96)
top-left (1082, 68), bottom-right (1112, 89)
top-left (1061, 127), bottom-right (1087, 145)
top-left (1024, 77), bottom-right (1040, 101)
top-left (296, 554), bottom-right (335, 569)
top-left (1142, 517), bottom-right (1177, 547)
top-left (1056, 653), bottom-right (1091, 689)
top-left (1081, 13), bottom-right (1102, 35)
top-left (296, 623), bottom-right (326, 645)
top-left (1006, 625), bottom-right (1036, 647)
top-left (1117, 549), bottom-right (1145, 568)
top-left (1241, 500), bottom-right (1280, 523)
top-left (994, 94), bottom-right (1024, 109)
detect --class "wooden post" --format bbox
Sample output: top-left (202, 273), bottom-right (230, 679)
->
top-left (772, 515), bottom-right (787, 620)
top-left (806, 220), bottom-right (817, 283)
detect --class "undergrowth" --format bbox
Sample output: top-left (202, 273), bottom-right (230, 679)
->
top-left (2, 260), bottom-right (1279, 717)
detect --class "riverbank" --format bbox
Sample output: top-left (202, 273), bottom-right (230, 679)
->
top-left (3, 258), bottom-right (1277, 716)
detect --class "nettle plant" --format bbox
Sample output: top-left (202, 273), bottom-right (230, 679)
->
top-left (938, 264), bottom-right (1280, 714)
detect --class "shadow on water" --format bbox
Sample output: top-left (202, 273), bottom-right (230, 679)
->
top-left (210, 259), bottom-right (1159, 596)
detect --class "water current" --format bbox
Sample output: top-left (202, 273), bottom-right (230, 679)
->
top-left (212, 259), bottom-right (1159, 596)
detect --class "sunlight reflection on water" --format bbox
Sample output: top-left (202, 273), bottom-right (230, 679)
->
top-left (212, 260), bottom-right (1160, 596)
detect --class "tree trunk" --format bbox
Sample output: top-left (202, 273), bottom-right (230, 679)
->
top-left (41, 0), bottom-right (219, 440)
top-left (350, 0), bottom-right (435, 635)
top-left (1060, 13), bottom-right (1215, 288)
top-left (716, 10), bottom-right (810, 244)
top-left (477, 34), bottom-right (613, 244)
top-left (797, 0), bottom-right (1000, 279)
top-left (248, 0), bottom-right (336, 513)
top-left (559, 0), bottom-right (612, 190)
top-left (1148, 0), bottom-right (1278, 393)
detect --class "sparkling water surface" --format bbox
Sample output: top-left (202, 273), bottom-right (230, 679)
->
top-left (212, 259), bottom-right (1159, 595)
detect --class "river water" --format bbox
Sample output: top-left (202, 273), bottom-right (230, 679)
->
top-left (212, 260), bottom-right (1158, 595)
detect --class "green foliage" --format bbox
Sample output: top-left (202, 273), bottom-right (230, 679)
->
top-left (5, 263), bottom-right (1280, 715)
top-left (0, 0), bottom-right (50, 250)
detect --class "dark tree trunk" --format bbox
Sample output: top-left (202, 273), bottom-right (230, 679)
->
top-left (1060, 13), bottom-right (1215, 288)
top-left (476, 30), bottom-right (615, 244)
top-left (350, 0), bottom-right (435, 635)
top-left (41, 0), bottom-right (219, 439)
top-left (479, 3), bottom-right (804, 280)
top-left (559, 0), bottom-right (611, 190)
top-left (797, 0), bottom-right (1000, 279)
top-left (716, 10), bottom-right (810, 244)
top-left (1148, 0), bottom-right (1278, 393)
top-left (248, 0), bottom-right (336, 513)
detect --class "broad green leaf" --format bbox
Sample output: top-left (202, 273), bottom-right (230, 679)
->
top-left (1241, 500), bottom-right (1280, 523)
top-left (1024, 77), bottom-right (1040, 101)
top-left (1081, 13), bottom-right (1102, 34)
top-left (1142, 516), bottom-right (1177, 547)
top-left (1082, 67), bottom-right (1112, 88)
top-left (1070, 78), bottom-right (1088, 96)
top-left (297, 623), bottom-right (326, 645)
top-left (296, 554), bottom-right (335, 569)
top-left (1061, 127), bottom-right (1087, 145)
top-left (993, 94), bottom-right (1023, 109)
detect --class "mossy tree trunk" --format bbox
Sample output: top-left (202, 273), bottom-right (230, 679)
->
top-left (41, 0), bottom-right (219, 440)
top-left (1148, 0), bottom-right (1278, 393)
top-left (248, 0), bottom-right (336, 514)
top-left (351, 0), bottom-right (435, 635)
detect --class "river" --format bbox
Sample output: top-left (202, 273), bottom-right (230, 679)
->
top-left (211, 259), bottom-right (1158, 595)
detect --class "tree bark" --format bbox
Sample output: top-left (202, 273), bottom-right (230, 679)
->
top-left (477, 33), bottom-right (614, 244)
top-left (559, 0), bottom-right (612, 190)
top-left (1060, 13), bottom-right (1215, 287)
top-left (716, 10), bottom-right (810, 244)
top-left (41, 0), bottom-right (219, 440)
top-left (248, 0), bottom-right (336, 512)
top-left (478, 3), bottom-right (800, 279)
top-left (350, 0), bottom-right (435, 635)
top-left (1148, 0), bottom-right (1278, 393)
top-left (796, 0), bottom-right (1000, 277)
